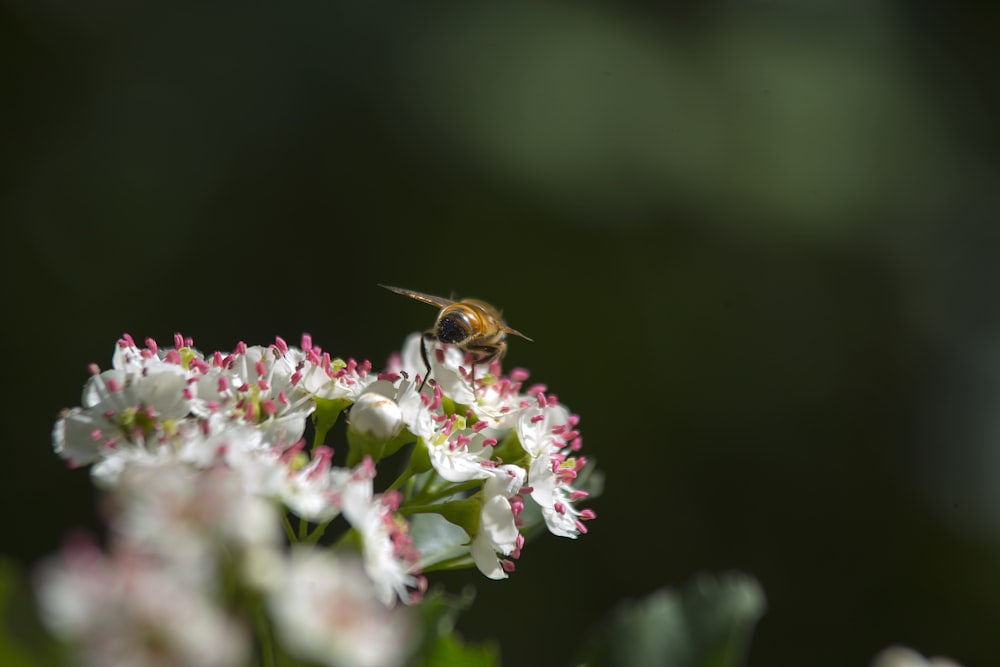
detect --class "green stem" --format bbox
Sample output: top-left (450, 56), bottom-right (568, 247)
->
top-left (408, 479), bottom-right (483, 506)
top-left (254, 599), bottom-right (276, 667)
top-left (307, 520), bottom-right (332, 544)
top-left (281, 513), bottom-right (297, 543)
top-left (298, 517), bottom-right (308, 541)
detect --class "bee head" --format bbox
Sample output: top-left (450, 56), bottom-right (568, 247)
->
top-left (437, 315), bottom-right (470, 344)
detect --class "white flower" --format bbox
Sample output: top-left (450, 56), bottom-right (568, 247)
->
top-left (189, 341), bottom-right (315, 446)
top-left (112, 461), bottom-right (281, 587)
top-left (425, 427), bottom-right (497, 484)
top-left (349, 390), bottom-right (404, 441)
top-left (278, 446), bottom-right (347, 523)
top-left (394, 333), bottom-right (479, 405)
top-left (297, 344), bottom-right (379, 402)
top-left (269, 548), bottom-right (416, 667)
top-left (471, 464), bottom-right (526, 580)
top-left (354, 378), bottom-right (435, 440)
top-left (340, 460), bottom-right (423, 606)
top-left (34, 539), bottom-right (249, 667)
top-left (516, 403), bottom-right (594, 538)
top-left (55, 361), bottom-right (194, 468)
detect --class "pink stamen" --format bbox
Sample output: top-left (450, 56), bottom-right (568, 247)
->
top-left (554, 502), bottom-right (566, 515)
top-left (262, 400), bottom-right (278, 416)
top-left (510, 368), bottom-right (530, 382)
top-left (217, 376), bottom-right (230, 392)
top-left (145, 338), bottom-right (158, 354)
top-left (173, 333), bottom-right (184, 349)
top-left (482, 437), bottom-right (498, 447)
top-left (570, 490), bottom-right (589, 501)
top-left (277, 391), bottom-right (288, 406)
top-left (118, 333), bottom-right (136, 348)
top-left (530, 414), bottom-right (545, 424)
top-left (472, 421), bottom-right (489, 433)
top-left (575, 520), bottom-right (588, 534)
top-left (164, 349), bottom-right (182, 365)
top-left (90, 429), bottom-right (102, 442)
top-left (274, 336), bottom-right (288, 354)
top-left (501, 559), bottom-right (516, 573)
top-left (301, 333), bottom-right (312, 352)
top-left (106, 379), bottom-right (121, 392)
top-left (580, 509), bottom-right (596, 520)
top-left (87, 363), bottom-right (100, 375)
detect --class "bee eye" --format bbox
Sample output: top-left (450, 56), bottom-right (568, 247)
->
top-left (437, 316), bottom-right (469, 343)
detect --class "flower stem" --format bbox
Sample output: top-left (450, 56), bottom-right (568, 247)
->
top-left (253, 598), bottom-right (276, 667)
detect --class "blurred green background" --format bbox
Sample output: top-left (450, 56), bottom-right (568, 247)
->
top-left (3, 1), bottom-right (999, 665)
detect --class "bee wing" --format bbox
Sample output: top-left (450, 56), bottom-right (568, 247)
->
top-left (379, 284), bottom-right (455, 308)
top-left (502, 324), bottom-right (533, 342)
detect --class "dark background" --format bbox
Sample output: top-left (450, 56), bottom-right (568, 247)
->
top-left (3, 2), bottom-right (999, 665)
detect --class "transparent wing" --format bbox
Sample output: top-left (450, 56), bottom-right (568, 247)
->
top-left (379, 284), bottom-right (455, 308)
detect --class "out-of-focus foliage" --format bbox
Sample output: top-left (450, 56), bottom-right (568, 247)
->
top-left (581, 572), bottom-right (766, 667)
top-left (3, 1), bottom-right (998, 666)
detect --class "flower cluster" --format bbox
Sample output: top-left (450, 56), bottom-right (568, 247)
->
top-left (40, 331), bottom-right (597, 666)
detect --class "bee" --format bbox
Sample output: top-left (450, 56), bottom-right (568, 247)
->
top-left (379, 284), bottom-right (532, 391)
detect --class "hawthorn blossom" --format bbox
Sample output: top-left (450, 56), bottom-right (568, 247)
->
top-left (268, 548), bottom-right (416, 667)
top-left (111, 461), bottom-right (281, 586)
top-left (471, 464), bottom-right (527, 580)
top-left (35, 538), bottom-right (249, 667)
top-left (340, 458), bottom-right (424, 606)
top-left (516, 403), bottom-right (595, 539)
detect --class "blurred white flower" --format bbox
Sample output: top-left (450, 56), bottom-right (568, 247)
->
top-left (112, 461), bottom-right (281, 587)
top-left (340, 459), bottom-right (423, 606)
top-left (872, 646), bottom-right (963, 667)
top-left (34, 538), bottom-right (249, 667)
top-left (268, 547), bottom-right (416, 667)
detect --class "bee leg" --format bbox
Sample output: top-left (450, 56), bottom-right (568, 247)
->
top-left (418, 331), bottom-right (436, 391)
top-left (463, 344), bottom-right (505, 398)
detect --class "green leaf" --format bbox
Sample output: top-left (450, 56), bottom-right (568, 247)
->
top-left (408, 587), bottom-right (498, 667)
top-left (408, 513), bottom-right (473, 572)
top-left (579, 571), bottom-right (766, 667)
top-left (311, 396), bottom-right (351, 448)
top-left (0, 558), bottom-right (60, 667)
top-left (422, 634), bottom-right (499, 667)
